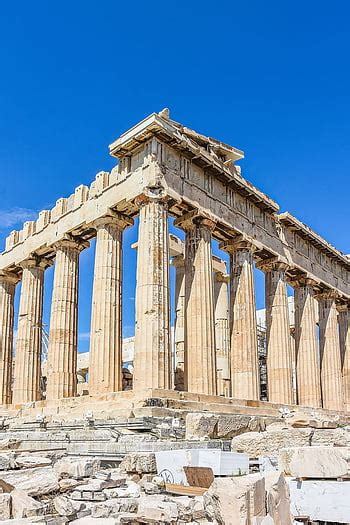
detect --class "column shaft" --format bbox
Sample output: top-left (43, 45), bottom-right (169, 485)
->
top-left (46, 238), bottom-right (86, 400)
top-left (225, 242), bottom-right (259, 400)
top-left (173, 256), bottom-right (185, 391)
top-left (339, 305), bottom-right (350, 411)
top-left (294, 282), bottom-right (321, 407)
top-left (89, 215), bottom-right (132, 395)
top-left (0, 272), bottom-right (17, 404)
top-left (318, 292), bottom-right (343, 411)
top-left (13, 259), bottom-right (46, 404)
top-left (180, 217), bottom-right (217, 395)
top-left (133, 197), bottom-right (171, 390)
top-left (214, 272), bottom-right (230, 397)
top-left (260, 261), bottom-right (293, 404)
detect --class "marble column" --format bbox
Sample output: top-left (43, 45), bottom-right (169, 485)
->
top-left (46, 237), bottom-right (88, 400)
top-left (0, 271), bottom-right (18, 404)
top-left (214, 272), bottom-right (230, 397)
top-left (173, 255), bottom-right (185, 391)
top-left (293, 278), bottom-right (321, 408)
top-left (175, 214), bottom-right (217, 395)
top-left (338, 303), bottom-right (350, 411)
top-left (13, 258), bottom-right (48, 404)
top-left (317, 291), bottom-right (343, 411)
top-left (257, 260), bottom-right (293, 404)
top-left (223, 239), bottom-right (260, 401)
top-left (89, 214), bottom-right (132, 396)
top-left (133, 195), bottom-right (171, 390)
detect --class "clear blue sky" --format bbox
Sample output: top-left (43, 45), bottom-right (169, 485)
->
top-left (0, 1), bottom-right (349, 352)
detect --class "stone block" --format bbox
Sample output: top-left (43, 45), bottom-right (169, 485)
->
top-left (91, 498), bottom-right (139, 517)
top-left (137, 494), bottom-right (178, 523)
top-left (0, 466), bottom-right (59, 496)
top-left (54, 458), bottom-right (101, 479)
top-left (11, 489), bottom-right (46, 518)
top-left (119, 452), bottom-right (156, 474)
top-left (231, 427), bottom-right (350, 456)
top-left (279, 446), bottom-right (349, 478)
top-left (264, 471), bottom-right (293, 525)
top-left (14, 454), bottom-right (52, 468)
top-left (53, 495), bottom-right (83, 517)
top-left (104, 481), bottom-right (141, 499)
top-left (204, 474), bottom-right (266, 525)
top-left (70, 489), bottom-right (106, 502)
top-left (0, 453), bottom-right (14, 470)
top-left (0, 493), bottom-right (11, 520)
top-left (288, 479), bottom-right (350, 523)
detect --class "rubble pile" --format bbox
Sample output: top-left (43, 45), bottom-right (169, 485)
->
top-left (0, 409), bottom-right (348, 523)
top-left (0, 444), bottom-right (296, 525)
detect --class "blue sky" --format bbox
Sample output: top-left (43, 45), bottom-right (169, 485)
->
top-left (0, 1), bottom-right (349, 352)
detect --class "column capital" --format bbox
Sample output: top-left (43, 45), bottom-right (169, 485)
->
top-left (19, 255), bottom-right (52, 271)
top-left (219, 235), bottom-right (258, 254)
top-left (336, 301), bottom-right (350, 313)
top-left (172, 254), bottom-right (185, 268)
top-left (53, 236), bottom-right (89, 253)
top-left (174, 210), bottom-right (216, 232)
top-left (0, 270), bottom-right (19, 285)
top-left (315, 288), bottom-right (340, 301)
top-left (134, 189), bottom-right (170, 209)
top-left (93, 211), bottom-right (133, 231)
top-left (256, 257), bottom-right (290, 273)
top-left (288, 275), bottom-right (320, 289)
top-left (215, 271), bottom-right (230, 283)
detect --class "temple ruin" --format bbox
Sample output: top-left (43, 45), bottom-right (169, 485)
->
top-left (0, 108), bottom-right (349, 418)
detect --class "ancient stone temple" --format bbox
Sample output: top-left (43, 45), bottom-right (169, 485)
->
top-left (0, 109), bottom-right (349, 417)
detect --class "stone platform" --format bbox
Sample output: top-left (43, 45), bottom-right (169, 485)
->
top-left (3, 389), bottom-right (350, 424)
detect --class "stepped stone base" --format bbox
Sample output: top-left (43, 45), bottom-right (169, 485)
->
top-left (2, 389), bottom-right (350, 424)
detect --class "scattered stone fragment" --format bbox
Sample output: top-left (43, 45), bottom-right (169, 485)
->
top-left (278, 446), bottom-right (349, 478)
top-left (264, 471), bottom-right (293, 525)
top-left (204, 474), bottom-right (266, 524)
top-left (0, 466), bottom-right (59, 496)
top-left (14, 454), bottom-right (52, 468)
top-left (59, 478), bottom-right (82, 491)
top-left (53, 495), bottom-right (84, 517)
top-left (137, 494), bottom-right (178, 523)
top-left (54, 458), bottom-right (101, 479)
top-left (104, 481), bottom-right (141, 499)
top-left (0, 453), bottom-right (14, 471)
top-left (0, 493), bottom-right (11, 520)
top-left (119, 452), bottom-right (156, 474)
top-left (11, 488), bottom-right (46, 518)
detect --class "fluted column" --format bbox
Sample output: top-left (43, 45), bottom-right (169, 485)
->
top-left (338, 303), bottom-right (350, 411)
top-left (133, 195), bottom-right (171, 390)
top-left (257, 259), bottom-right (293, 404)
top-left (13, 258), bottom-right (48, 404)
top-left (214, 272), bottom-right (230, 397)
top-left (0, 271), bottom-right (18, 404)
top-left (173, 255), bottom-right (185, 391)
top-left (222, 239), bottom-right (260, 400)
top-left (89, 214), bottom-right (133, 396)
top-left (175, 214), bottom-right (217, 395)
top-left (46, 237), bottom-right (88, 400)
top-left (317, 290), bottom-right (343, 411)
top-left (293, 278), bottom-right (321, 408)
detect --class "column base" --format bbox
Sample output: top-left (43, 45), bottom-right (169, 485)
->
top-left (4, 388), bottom-right (350, 422)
